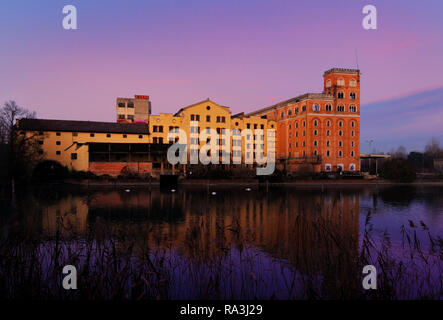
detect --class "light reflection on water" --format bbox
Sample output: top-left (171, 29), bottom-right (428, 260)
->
top-left (1, 185), bottom-right (442, 299)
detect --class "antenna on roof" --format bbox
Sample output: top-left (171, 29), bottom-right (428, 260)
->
top-left (355, 48), bottom-right (359, 70)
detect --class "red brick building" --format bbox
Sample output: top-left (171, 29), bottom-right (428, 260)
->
top-left (248, 68), bottom-right (360, 173)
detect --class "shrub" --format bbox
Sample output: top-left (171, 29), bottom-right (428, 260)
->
top-left (32, 160), bottom-right (69, 182)
top-left (379, 158), bottom-right (416, 182)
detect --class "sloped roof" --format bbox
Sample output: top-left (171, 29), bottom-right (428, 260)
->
top-left (246, 93), bottom-right (334, 116)
top-left (174, 98), bottom-right (230, 116)
top-left (16, 118), bottom-right (150, 134)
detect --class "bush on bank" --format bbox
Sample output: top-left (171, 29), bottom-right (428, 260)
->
top-left (379, 158), bottom-right (417, 182)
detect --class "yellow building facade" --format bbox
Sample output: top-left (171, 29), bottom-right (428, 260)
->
top-left (17, 98), bottom-right (276, 176)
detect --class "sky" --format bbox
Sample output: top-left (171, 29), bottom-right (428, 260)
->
top-left (1, 0), bottom-right (442, 151)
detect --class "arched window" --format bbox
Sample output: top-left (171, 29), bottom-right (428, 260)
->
top-left (314, 150), bottom-right (318, 156)
top-left (351, 121), bottom-right (355, 127)
top-left (327, 120), bottom-right (331, 127)
top-left (314, 120), bottom-right (318, 126)
top-left (337, 92), bottom-right (344, 99)
top-left (313, 104), bottom-right (320, 111)
top-left (350, 92), bottom-right (356, 100)
top-left (314, 129), bottom-right (318, 136)
top-left (327, 130), bottom-right (330, 136)
top-left (339, 121), bottom-right (343, 127)
top-left (349, 106), bottom-right (357, 113)
top-left (313, 140), bottom-right (318, 147)
top-left (325, 104), bottom-right (332, 111)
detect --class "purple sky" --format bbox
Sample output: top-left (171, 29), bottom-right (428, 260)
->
top-left (1, 0), bottom-right (442, 150)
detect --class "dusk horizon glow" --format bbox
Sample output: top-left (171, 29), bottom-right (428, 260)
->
top-left (1, 0), bottom-right (442, 151)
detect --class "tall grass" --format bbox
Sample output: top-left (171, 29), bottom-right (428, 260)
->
top-left (0, 193), bottom-right (442, 300)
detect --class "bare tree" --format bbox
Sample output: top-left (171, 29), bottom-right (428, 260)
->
top-left (0, 100), bottom-right (40, 187)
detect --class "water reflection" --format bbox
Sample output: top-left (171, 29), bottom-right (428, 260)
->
top-left (2, 185), bottom-right (442, 299)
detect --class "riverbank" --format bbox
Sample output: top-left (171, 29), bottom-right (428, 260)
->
top-left (62, 178), bottom-right (443, 187)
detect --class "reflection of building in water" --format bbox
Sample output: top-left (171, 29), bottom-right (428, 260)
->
top-left (41, 195), bottom-right (89, 236)
top-left (40, 188), bottom-right (359, 278)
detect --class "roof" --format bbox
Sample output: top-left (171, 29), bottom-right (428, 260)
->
top-left (323, 68), bottom-right (360, 76)
top-left (174, 98), bottom-right (230, 116)
top-left (16, 118), bottom-right (150, 134)
top-left (246, 93), bottom-right (334, 116)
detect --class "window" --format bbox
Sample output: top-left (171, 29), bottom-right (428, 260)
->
top-left (351, 130), bottom-right (355, 137)
top-left (326, 140), bottom-right (330, 147)
top-left (38, 141), bottom-right (43, 145)
top-left (261, 124), bottom-right (264, 129)
top-left (326, 150), bottom-right (330, 157)
top-left (71, 153), bottom-right (77, 160)
top-left (351, 151), bottom-right (355, 157)
top-left (337, 92), bottom-right (344, 99)
top-left (118, 114), bottom-right (125, 120)
top-left (72, 132), bottom-right (78, 137)
top-left (350, 92), bottom-right (356, 100)
top-left (303, 121), bottom-right (306, 127)
top-left (56, 141), bottom-right (61, 145)
top-left (127, 102), bottom-right (134, 108)
top-left (338, 164), bottom-right (344, 170)
top-left (206, 105), bottom-right (211, 110)
top-left (350, 164), bottom-right (356, 171)
top-left (56, 151), bottom-right (61, 155)
top-left (349, 106), bottom-right (357, 113)
top-left (339, 121), bottom-right (343, 127)
top-left (327, 130), bottom-right (330, 136)
top-left (139, 135), bottom-right (143, 139)
top-left (327, 120), bottom-right (331, 127)
top-left (254, 124), bottom-right (257, 129)
top-left (221, 116), bottom-right (225, 123)
top-left (338, 150), bottom-right (343, 157)
top-left (90, 133), bottom-right (95, 137)
top-left (351, 121), bottom-right (355, 128)
top-left (314, 120), bottom-right (318, 126)
top-left (159, 138), bottom-right (163, 144)
top-left (288, 109), bottom-right (292, 116)
top-left (337, 105), bottom-right (345, 112)
top-left (106, 133), bottom-right (111, 138)
top-left (294, 107), bottom-right (299, 114)
top-left (247, 123), bottom-right (250, 129)
top-left (314, 130), bottom-right (318, 136)
top-left (123, 134), bottom-right (127, 138)
top-left (337, 78), bottom-right (345, 86)
top-left (281, 111), bottom-right (285, 118)
top-left (350, 79), bottom-right (357, 87)
top-left (206, 115), bottom-right (210, 122)
top-left (339, 130), bottom-right (343, 136)
top-left (339, 141), bottom-right (343, 147)
top-left (313, 140), bottom-right (318, 146)
top-left (325, 164), bottom-right (332, 171)
top-left (351, 141), bottom-right (355, 147)
top-left (302, 106), bottom-right (306, 112)
top-left (313, 104), bottom-right (320, 111)
top-left (56, 132), bottom-right (61, 136)
top-left (326, 79), bottom-right (331, 88)
top-left (118, 102), bottom-right (125, 108)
